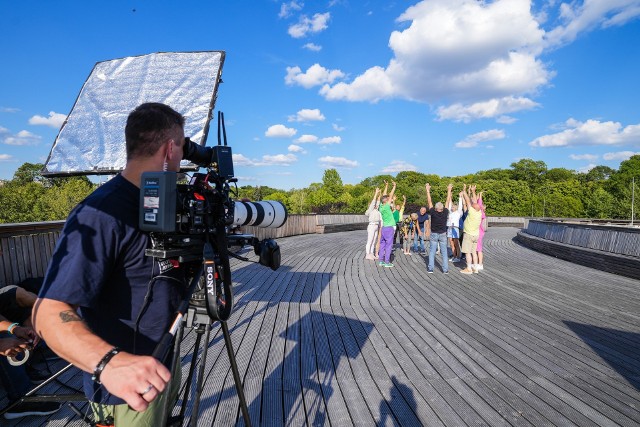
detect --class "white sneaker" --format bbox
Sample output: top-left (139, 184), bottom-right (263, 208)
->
top-left (476, 264), bottom-right (484, 271)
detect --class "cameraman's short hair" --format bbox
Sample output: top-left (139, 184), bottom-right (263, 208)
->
top-left (125, 103), bottom-right (185, 160)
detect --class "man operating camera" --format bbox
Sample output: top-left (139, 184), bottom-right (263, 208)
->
top-left (33, 103), bottom-right (197, 426)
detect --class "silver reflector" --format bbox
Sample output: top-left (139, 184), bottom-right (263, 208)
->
top-left (43, 51), bottom-right (225, 176)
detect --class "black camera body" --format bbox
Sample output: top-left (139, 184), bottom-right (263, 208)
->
top-left (138, 133), bottom-right (286, 268)
top-left (137, 129), bottom-right (286, 321)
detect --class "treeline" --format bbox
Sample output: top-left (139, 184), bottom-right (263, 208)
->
top-left (236, 157), bottom-right (640, 220)
top-left (1, 157), bottom-right (639, 224)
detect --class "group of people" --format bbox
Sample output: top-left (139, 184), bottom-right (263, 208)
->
top-left (364, 181), bottom-right (487, 274)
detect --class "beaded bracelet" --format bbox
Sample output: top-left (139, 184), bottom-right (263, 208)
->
top-left (91, 347), bottom-right (120, 384)
top-left (7, 322), bottom-right (19, 334)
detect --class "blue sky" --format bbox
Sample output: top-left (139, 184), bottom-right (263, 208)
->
top-left (1, 0), bottom-right (639, 190)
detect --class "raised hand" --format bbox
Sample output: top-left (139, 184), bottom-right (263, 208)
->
top-left (425, 183), bottom-right (431, 192)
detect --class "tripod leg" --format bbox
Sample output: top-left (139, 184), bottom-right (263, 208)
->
top-left (221, 321), bottom-right (252, 427)
top-left (158, 319), bottom-right (185, 427)
top-left (189, 324), bottom-right (211, 427)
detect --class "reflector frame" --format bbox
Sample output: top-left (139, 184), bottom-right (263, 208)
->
top-left (42, 51), bottom-right (225, 176)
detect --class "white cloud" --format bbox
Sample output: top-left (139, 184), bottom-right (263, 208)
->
top-left (318, 156), bottom-right (358, 168)
top-left (233, 153), bottom-right (298, 167)
top-left (29, 111), bottom-right (67, 128)
top-left (296, 134), bottom-right (318, 143)
top-left (288, 12), bottom-right (330, 38)
top-left (319, 0), bottom-right (550, 111)
top-left (455, 129), bottom-right (505, 148)
top-left (233, 153), bottom-right (255, 166)
top-left (529, 118), bottom-right (640, 147)
top-left (265, 124), bottom-right (297, 138)
top-left (577, 163), bottom-right (598, 174)
top-left (332, 123), bottom-right (346, 132)
top-left (0, 107), bottom-right (20, 113)
top-left (0, 154), bottom-right (13, 161)
top-left (381, 160), bottom-right (418, 173)
top-left (319, 136), bottom-right (341, 145)
top-left (437, 97), bottom-right (539, 123)
top-left (569, 153), bottom-right (599, 161)
top-left (496, 115), bottom-right (518, 124)
top-left (285, 64), bottom-right (345, 89)
top-left (2, 129), bottom-right (41, 146)
top-left (288, 108), bottom-right (325, 122)
top-left (303, 43), bottom-right (322, 52)
top-left (603, 151), bottom-right (640, 161)
top-left (288, 144), bottom-right (306, 153)
top-left (279, 1), bottom-right (303, 19)
top-left (262, 154), bottom-right (298, 165)
top-left (545, 1), bottom-right (640, 48)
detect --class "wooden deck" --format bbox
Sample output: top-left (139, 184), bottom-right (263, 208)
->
top-left (3, 227), bottom-right (640, 426)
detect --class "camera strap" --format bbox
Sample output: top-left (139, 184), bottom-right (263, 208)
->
top-left (203, 242), bottom-right (220, 320)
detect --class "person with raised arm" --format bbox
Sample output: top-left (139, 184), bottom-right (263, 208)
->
top-left (377, 181), bottom-right (397, 267)
top-left (476, 191), bottom-right (487, 270)
top-left (425, 183), bottom-right (452, 274)
top-left (447, 191), bottom-right (463, 263)
top-left (459, 184), bottom-right (483, 274)
top-left (364, 187), bottom-right (382, 260)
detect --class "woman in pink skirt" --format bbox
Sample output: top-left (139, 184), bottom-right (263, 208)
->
top-left (476, 191), bottom-right (487, 270)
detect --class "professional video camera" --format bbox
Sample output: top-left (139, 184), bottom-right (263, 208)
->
top-left (139, 112), bottom-right (287, 322)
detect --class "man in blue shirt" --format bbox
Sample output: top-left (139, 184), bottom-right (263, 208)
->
top-left (33, 103), bottom-right (191, 425)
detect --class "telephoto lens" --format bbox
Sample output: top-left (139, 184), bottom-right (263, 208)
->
top-left (232, 201), bottom-right (287, 228)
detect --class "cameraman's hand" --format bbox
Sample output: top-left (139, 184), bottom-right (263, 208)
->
top-left (0, 337), bottom-right (29, 357)
top-left (100, 352), bottom-right (171, 412)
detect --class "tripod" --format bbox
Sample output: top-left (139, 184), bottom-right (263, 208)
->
top-left (158, 302), bottom-right (251, 427)
top-left (152, 245), bottom-right (252, 427)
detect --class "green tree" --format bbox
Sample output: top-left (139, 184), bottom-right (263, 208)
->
top-left (545, 168), bottom-right (576, 182)
top-left (289, 188), bottom-right (310, 214)
top-left (307, 187), bottom-right (335, 211)
top-left (582, 165), bottom-right (615, 182)
top-left (321, 169), bottom-right (344, 197)
top-left (510, 159), bottom-right (547, 187)
top-left (12, 162), bottom-right (52, 186)
top-left (475, 168), bottom-right (513, 181)
top-left (607, 155), bottom-right (640, 219)
top-left (38, 178), bottom-right (94, 220)
top-left (582, 184), bottom-right (615, 218)
top-left (0, 181), bottom-right (47, 223)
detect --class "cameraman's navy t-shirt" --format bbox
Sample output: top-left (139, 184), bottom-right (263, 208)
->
top-left (40, 174), bottom-right (186, 405)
